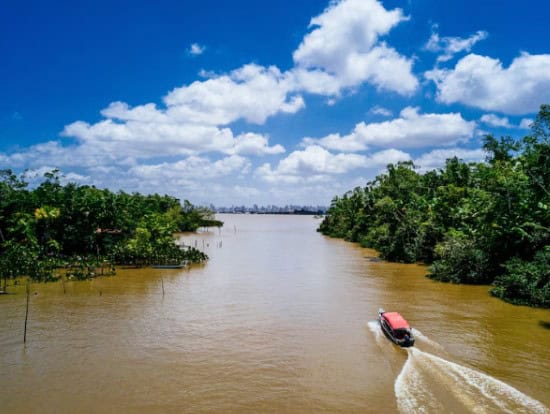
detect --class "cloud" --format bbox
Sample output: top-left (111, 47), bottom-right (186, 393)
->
top-left (58, 68), bottom-right (294, 160)
top-left (3, 0), bottom-right (419, 179)
top-left (480, 113), bottom-right (513, 128)
top-left (369, 105), bottom-right (393, 117)
top-left (425, 52), bottom-right (550, 114)
top-left (255, 145), bottom-right (410, 183)
top-left (426, 27), bottom-right (488, 62)
top-left (258, 145), bottom-right (367, 180)
top-left (1, 65), bottom-right (293, 204)
top-left (367, 148), bottom-right (412, 166)
top-left (131, 155), bottom-right (251, 181)
top-left (188, 43), bottom-right (205, 56)
top-left (0, 141), bottom-right (112, 169)
top-left (229, 133), bottom-right (285, 156)
top-left (64, 116), bottom-right (284, 158)
top-left (164, 64), bottom-right (304, 125)
top-left (16, 167), bottom-right (88, 187)
top-left (63, 119), bottom-right (230, 158)
top-left (414, 148), bottom-right (486, 172)
top-left (292, 0), bottom-right (417, 95)
top-left (304, 107), bottom-right (476, 151)
top-left (1, 125), bottom-right (282, 174)
top-left (286, 68), bottom-right (342, 96)
top-left (519, 118), bottom-right (533, 129)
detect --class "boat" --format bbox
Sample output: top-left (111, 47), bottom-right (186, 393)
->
top-left (378, 308), bottom-right (415, 347)
top-left (151, 263), bottom-right (187, 269)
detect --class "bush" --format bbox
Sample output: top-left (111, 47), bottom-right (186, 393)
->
top-left (428, 232), bottom-right (491, 284)
top-left (491, 248), bottom-right (550, 307)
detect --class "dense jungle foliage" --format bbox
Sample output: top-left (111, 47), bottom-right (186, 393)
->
top-left (0, 171), bottom-right (217, 288)
top-left (319, 105), bottom-right (550, 307)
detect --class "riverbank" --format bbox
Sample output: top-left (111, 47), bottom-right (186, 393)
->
top-left (318, 106), bottom-right (549, 308)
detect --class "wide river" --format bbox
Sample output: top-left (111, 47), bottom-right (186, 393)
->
top-left (1, 214), bottom-right (549, 413)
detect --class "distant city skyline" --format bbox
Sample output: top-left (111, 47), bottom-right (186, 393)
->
top-left (1, 0), bottom-right (549, 205)
top-left (213, 204), bottom-right (327, 214)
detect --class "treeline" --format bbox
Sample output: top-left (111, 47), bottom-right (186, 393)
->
top-left (319, 105), bottom-right (549, 308)
top-left (0, 170), bottom-right (217, 287)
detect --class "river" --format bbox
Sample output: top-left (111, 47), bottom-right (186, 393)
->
top-left (1, 214), bottom-right (549, 413)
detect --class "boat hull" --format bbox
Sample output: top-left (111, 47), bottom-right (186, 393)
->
top-left (151, 264), bottom-right (186, 269)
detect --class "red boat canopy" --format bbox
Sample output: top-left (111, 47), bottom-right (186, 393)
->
top-left (382, 312), bottom-right (411, 330)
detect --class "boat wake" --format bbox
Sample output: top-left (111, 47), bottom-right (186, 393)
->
top-left (368, 320), bottom-right (547, 413)
top-left (410, 328), bottom-right (444, 352)
top-left (367, 321), bottom-right (401, 357)
top-left (367, 320), bottom-right (385, 345)
top-left (395, 347), bottom-right (549, 414)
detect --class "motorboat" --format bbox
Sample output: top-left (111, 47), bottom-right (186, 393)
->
top-left (378, 308), bottom-right (415, 347)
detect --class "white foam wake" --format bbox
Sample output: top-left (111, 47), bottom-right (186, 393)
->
top-left (367, 321), bottom-right (383, 340)
top-left (411, 328), bottom-right (444, 351)
top-left (395, 348), bottom-right (548, 414)
top-left (367, 320), bottom-right (396, 351)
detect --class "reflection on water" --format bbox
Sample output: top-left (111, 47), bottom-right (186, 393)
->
top-left (1, 214), bottom-right (549, 413)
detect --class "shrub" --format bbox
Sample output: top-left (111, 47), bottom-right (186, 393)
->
top-left (491, 248), bottom-right (550, 307)
top-left (428, 231), bottom-right (491, 284)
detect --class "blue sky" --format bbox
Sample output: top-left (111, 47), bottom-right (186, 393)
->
top-left (1, 0), bottom-right (549, 206)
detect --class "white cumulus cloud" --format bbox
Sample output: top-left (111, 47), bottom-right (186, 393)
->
top-left (304, 107), bottom-right (476, 151)
top-left (292, 0), bottom-right (417, 95)
top-left (164, 64), bottom-right (304, 125)
top-left (414, 148), bottom-right (486, 172)
top-left (255, 145), bottom-right (410, 184)
top-left (480, 113), bottom-right (513, 128)
top-left (426, 52), bottom-right (550, 114)
top-left (130, 155), bottom-right (251, 181)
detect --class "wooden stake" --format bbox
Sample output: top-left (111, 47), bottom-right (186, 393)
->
top-left (161, 277), bottom-right (165, 298)
top-left (24, 278), bottom-right (30, 344)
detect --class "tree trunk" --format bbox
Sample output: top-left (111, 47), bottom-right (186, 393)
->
top-left (24, 278), bottom-right (30, 344)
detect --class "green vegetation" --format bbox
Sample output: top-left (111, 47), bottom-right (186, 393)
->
top-left (0, 172), bottom-right (215, 288)
top-left (319, 104), bottom-right (550, 308)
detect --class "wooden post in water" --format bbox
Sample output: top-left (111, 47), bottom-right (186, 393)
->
top-left (161, 277), bottom-right (165, 298)
top-left (23, 278), bottom-right (30, 344)
top-left (61, 274), bottom-right (66, 294)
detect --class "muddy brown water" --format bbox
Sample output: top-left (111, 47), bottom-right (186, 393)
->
top-left (1, 214), bottom-right (549, 413)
